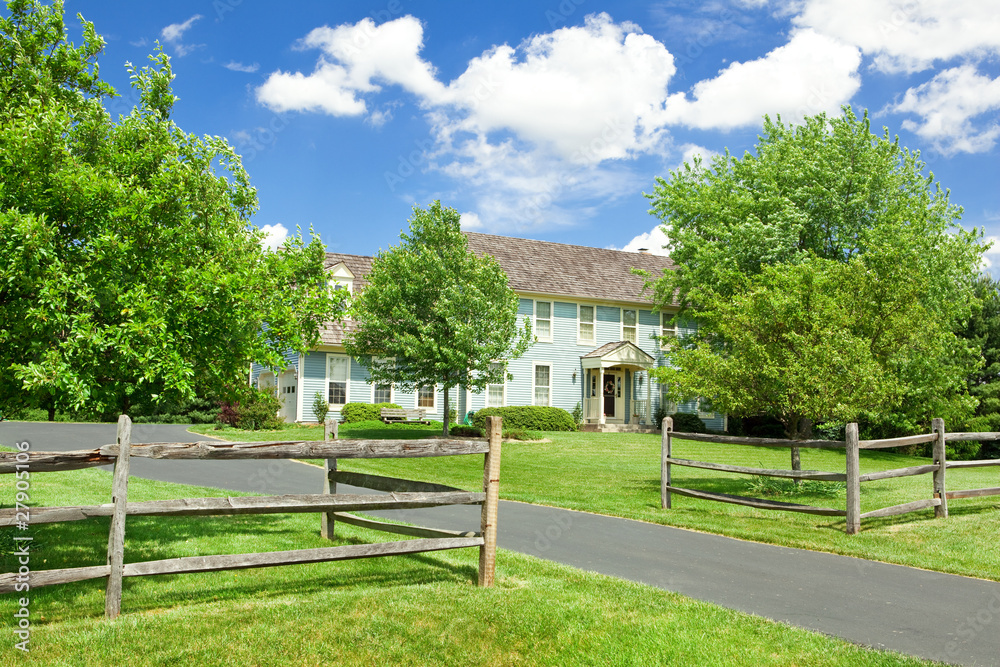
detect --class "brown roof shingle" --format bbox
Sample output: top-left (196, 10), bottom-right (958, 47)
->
top-left (317, 235), bottom-right (674, 346)
top-left (464, 232), bottom-right (674, 305)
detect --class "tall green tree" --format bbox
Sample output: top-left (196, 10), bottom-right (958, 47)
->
top-left (0, 0), bottom-right (344, 419)
top-left (960, 275), bottom-right (1000, 434)
top-left (345, 201), bottom-right (532, 436)
top-left (646, 108), bottom-right (985, 452)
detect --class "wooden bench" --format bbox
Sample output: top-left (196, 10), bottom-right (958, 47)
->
top-left (380, 408), bottom-right (429, 425)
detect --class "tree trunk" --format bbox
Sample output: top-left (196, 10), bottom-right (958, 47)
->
top-left (442, 383), bottom-right (450, 437)
top-left (786, 416), bottom-right (813, 477)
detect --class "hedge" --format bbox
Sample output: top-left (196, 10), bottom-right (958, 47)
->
top-left (340, 402), bottom-right (402, 424)
top-left (472, 406), bottom-right (576, 432)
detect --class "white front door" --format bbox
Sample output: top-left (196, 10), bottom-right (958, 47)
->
top-left (278, 370), bottom-right (297, 422)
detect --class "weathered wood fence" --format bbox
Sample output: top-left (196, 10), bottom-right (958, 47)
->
top-left (0, 415), bottom-right (503, 618)
top-left (660, 417), bottom-right (1000, 534)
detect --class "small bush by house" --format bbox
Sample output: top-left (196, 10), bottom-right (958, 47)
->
top-left (234, 389), bottom-right (283, 431)
top-left (667, 412), bottom-right (707, 434)
top-left (340, 402), bottom-right (402, 424)
top-left (472, 406), bottom-right (575, 432)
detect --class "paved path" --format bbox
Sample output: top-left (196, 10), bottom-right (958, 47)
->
top-left (3, 422), bottom-right (998, 666)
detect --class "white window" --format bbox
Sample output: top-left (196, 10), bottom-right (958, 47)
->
top-left (486, 362), bottom-right (505, 407)
top-left (533, 364), bottom-right (551, 406)
top-left (697, 398), bottom-right (717, 419)
top-left (328, 355), bottom-right (350, 406)
top-left (373, 383), bottom-right (392, 404)
top-left (328, 262), bottom-right (354, 295)
top-left (417, 385), bottom-right (436, 409)
top-left (661, 312), bottom-right (677, 348)
top-left (535, 301), bottom-right (552, 342)
top-left (623, 309), bottom-right (637, 344)
top-left (371, 357), bottom-right (393, 404)
top-left (578, 305), bottom-right (595, 343)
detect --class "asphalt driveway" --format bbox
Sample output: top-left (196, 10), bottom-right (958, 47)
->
top-left (2, 421), bottom-right (998, 666)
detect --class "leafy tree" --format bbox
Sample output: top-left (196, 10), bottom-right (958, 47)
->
top-left (0, 0), bottom-right (344, 420)
top-left (646, 108), bottom-right (985, 459)
top-left (345, 201), bottom-right (532, 436)
top-left (960, 275), bottom-right (1000, 436)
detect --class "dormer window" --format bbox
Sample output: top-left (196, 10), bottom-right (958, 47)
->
top-left (328, 262), bottom-right (355, 294)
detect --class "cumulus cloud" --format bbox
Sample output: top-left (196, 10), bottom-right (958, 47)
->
top-left (259, 223), bottom-right (289, 250)
top-left (459, 212), bottom-right (483, 229)
top-left (256, 16), bottom-right (443, 117)
top-left (437, 13), bottom-right (676, 163)
top-left (789, 0), bottom-right (1000, 74)
top-left (889, 65), bottom-right (1000, 155)
top-left (224, 61), bottom-right (260, 73)
top-left (619, 226), bottom-right (671, 255)
top-left (663, 29), bottom-right (861, 130)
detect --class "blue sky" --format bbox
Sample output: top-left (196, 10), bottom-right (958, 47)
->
top-left (65, 0), bottom-right (1000, 268)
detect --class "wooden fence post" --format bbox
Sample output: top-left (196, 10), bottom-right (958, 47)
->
top-left (932, 417), bottom-right (948, 519)
top-left (661, 416), bottom-right (673, 509)
top-left (321, 419), bottom-right (338, 540)
top-left (478, 416), bottom-right (502, 587)
top-left (105, 415), bottom-right (132, 619)
top-left (845, 422), bottom-right (860, 535)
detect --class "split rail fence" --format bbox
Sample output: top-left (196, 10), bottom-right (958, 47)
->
top-left (0, 415), bottom-right (503, 618)
top-left (660, 416), bottom-right (1000, 534)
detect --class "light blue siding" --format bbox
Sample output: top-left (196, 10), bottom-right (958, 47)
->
top-left (300, 351), bottom-right (328, 422)
top-left (518, 298), bottom-right (533, 316)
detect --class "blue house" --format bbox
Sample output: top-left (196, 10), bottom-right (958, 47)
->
top-left (252, 232), bottom-right (726, 432)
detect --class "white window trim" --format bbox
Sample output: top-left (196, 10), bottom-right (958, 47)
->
top-left (486, 362), bottom-right (507, 408)
top-left (661, 312), bottom-right (677, 349)
top-left (534, 300), bottom-right (553, 343)
top-left (416, 384), bottom-right (437, 411)
top-left (326, 353), bottom-right (351, 407)
top-left (697, 398), bottom-right (717, 420)
top-left (577, 303), bottom-right (596, 345)
top-left (372, 381), bottom-right (393, 405)
top-left (532, 361), bottom-right (552, 407)
top-left (370, 356), bottom-right (394, 404)
top-left (622, 308), bottom-right (637, 344)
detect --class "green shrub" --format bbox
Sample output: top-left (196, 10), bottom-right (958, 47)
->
top-left (472, 406), bottom-right (575, 432)
top-left (668, 412), bottom-right (707, 434)
top-left (571, 401), bottom-right (583, 426)
top-left (340, 402), bottom-right (402, 423)
top-left (236, 389), bottom-right (283, 431)
top-left (313, 392), bottom-right (330, 424)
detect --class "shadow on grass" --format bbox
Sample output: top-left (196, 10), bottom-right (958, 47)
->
top-left (2, 511), bottom-right (482, 619)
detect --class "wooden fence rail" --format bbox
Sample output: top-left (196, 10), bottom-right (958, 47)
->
top-left (661, 416), bottom-right (1000, 534)
top-left (0, 415), bottom-right (503, 618)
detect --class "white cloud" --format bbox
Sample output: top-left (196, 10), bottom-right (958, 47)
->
top-left (224, 61), bottom-right (260, 73)
top-left (161, 15), bottom-right (201, 43)
top-left (789, 0), bottom-right (1000, 74)
top-left (256, 16), bottom-right (443, 118)
top-left (459, 212), bottom-right (483, 229)
top-left (889, 65), bottom-right (1000, 155)
top-left (437, 13), bottom-right (676, 163)
top-left (259, 223), bottom-right (289, 251)
top-left (676, 143), bottom-right (719, 170)
top-left (663, 29), bottom-right (861, 130)
top-left (160, 15), bottom-right (203, 57)
top-left (620, 226), bottom-right (671, 255)
top-left (129, 37), bottom-right (148, 48)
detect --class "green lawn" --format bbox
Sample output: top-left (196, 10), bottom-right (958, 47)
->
top-left (192, 422), bottom-right (1000, 581)
top-left (0, 463), bottom-right (932, 666)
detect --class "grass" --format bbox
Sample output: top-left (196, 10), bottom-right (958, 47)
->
top-left (191, 422), bottom-right (1000, 582)
top-left (0, 462), bottom-right (933, 666)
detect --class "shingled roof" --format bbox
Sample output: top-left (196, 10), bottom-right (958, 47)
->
top-left (464, 232), bottom-right (674, 305)
top-left (317, 252), bottom-right (373, 346)
top-left (317, 235), bottom-right (675, 346)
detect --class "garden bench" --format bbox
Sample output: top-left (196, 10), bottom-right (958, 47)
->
top-left (380, 408), bottom-right (429, 424)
